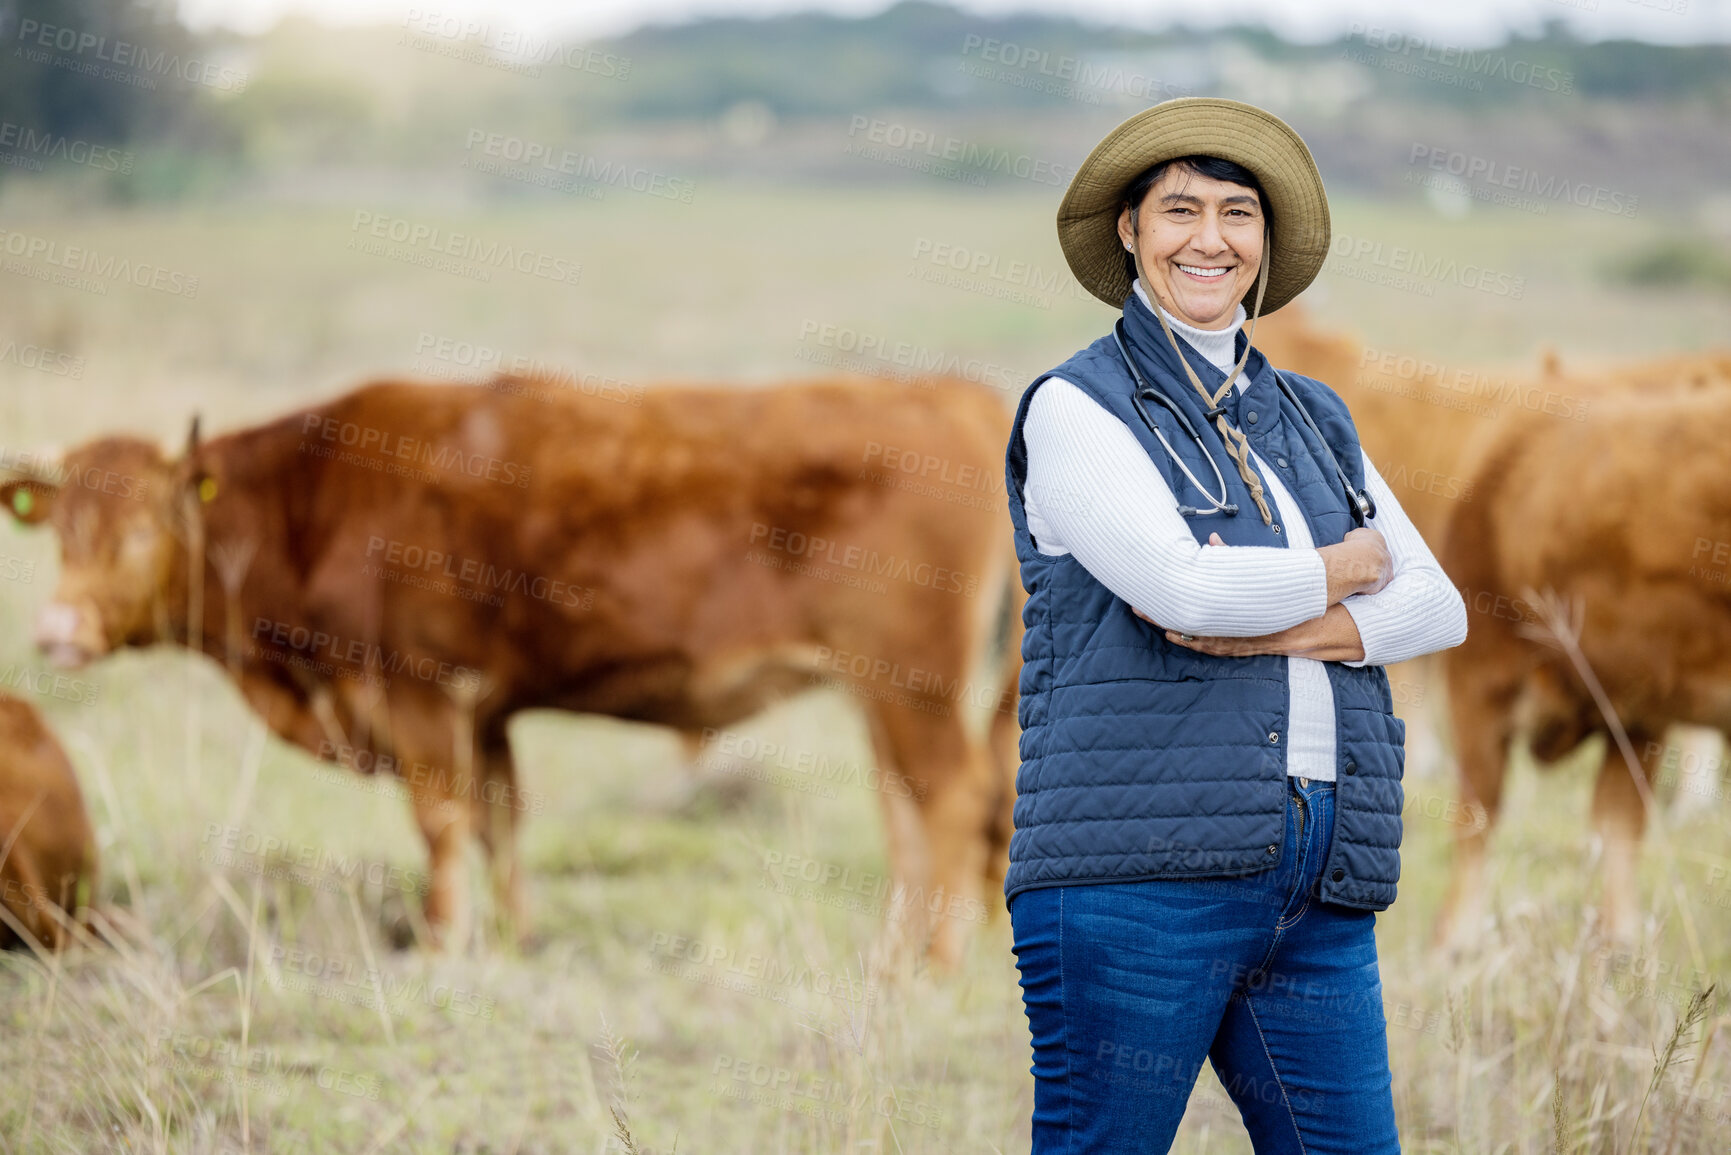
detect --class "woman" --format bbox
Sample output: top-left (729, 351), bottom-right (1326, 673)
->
top-left (1004, 97), bottom-right (1468, 1153)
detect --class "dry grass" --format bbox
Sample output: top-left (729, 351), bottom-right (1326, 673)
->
top-left (2, 656), bottom-right (1727, 1153)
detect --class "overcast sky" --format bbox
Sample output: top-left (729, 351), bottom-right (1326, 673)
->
top-left (178, 0), bottom-right (1731, 45)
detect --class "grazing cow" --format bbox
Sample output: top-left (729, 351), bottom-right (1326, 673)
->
top-left (1, 375), bottom-right (1021, 966)
top-left (1258, 309), bottom-right (1731, 943)
top-left (0, 692), bottom-right (98, 950)
top-left (1433, 380), bottom-right (1731, 946)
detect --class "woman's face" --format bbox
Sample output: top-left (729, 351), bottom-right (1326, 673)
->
top-left (1116, 165), bottom-right (1265, 331)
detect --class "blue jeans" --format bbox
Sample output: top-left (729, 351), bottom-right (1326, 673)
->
top-left (1008, 776), bottom-right (1399, 1154)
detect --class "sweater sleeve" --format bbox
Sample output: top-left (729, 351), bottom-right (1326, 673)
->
top-left (1337, 449), bottom-right (1469, 666)
top-left (1022, 376), bottom-right (1329, 637)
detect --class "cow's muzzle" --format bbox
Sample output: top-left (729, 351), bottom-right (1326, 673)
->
top-left (33, 602), bottom-right (99, 669)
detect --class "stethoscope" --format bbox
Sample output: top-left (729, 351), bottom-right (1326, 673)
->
top-left (1111, 319), bottom-right (1376, 527)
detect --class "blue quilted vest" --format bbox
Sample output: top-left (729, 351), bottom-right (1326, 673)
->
top-left (1003, 290), bottom-right (1407, 909)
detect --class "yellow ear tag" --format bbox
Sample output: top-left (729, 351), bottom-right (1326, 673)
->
top-left (198, 478), bottom-right (218, 503)
top-left (11, 488), bottom-right (32, 517)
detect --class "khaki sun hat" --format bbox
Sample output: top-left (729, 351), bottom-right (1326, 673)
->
top-left (1057, 97), bottom-right (1331, 314)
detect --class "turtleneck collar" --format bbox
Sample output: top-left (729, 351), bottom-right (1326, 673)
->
top-left (1132, 278), bottom-right (1247, 382)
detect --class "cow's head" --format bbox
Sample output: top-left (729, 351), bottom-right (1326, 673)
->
top-left (1, 421), bottom-right (208, 668)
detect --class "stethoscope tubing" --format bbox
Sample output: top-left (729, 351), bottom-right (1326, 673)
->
top-left (1111, 319), bottom-right (1375, 527)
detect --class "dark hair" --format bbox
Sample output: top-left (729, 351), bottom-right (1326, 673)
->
top-left (1121, 155), bottom-right (1269, 283)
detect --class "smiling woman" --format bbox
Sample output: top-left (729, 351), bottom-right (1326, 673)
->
top-left (1000, 97), bottom-right (1467, 1154)
top-left (1117, 154), bottom-right (1270, 331)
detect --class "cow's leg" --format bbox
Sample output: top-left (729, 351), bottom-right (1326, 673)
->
top-left (918, 737), bottom-right (995, 970)
top-left (1432, 658), bottom-right (1518, 951)
top-left (864, 702), bottom-right (993, 971)
top-left (470, 724), bottom-right (527, 945)
top-left (861, 707), bottom-right (925, 968)
top-left (1592, 729), bottom-right (1656, 943)
top-left (379, 691), bottom-right (474, 953)
top-left (409, 781), bottom-right (472, 952)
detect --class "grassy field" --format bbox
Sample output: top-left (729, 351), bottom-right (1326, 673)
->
top-left (2, 179), bottom-right (1729, 1152)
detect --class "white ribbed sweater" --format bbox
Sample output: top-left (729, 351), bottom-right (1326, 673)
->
top-left (1021, 281), bottom-right (1467, 781)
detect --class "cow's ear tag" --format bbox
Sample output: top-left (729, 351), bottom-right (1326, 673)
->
top-left (198, 478), bottom-right (218, 503)
top-left (11, 488), bottom-right (32, 517)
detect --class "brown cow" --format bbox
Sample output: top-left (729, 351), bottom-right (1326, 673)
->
top-left (1258, 308), bottom-right (1731, 945)
top-left (0, 692), bottom-right (98, 950)
top-left (1, 375), bottom-right (1021, 967)
top-left (1433, 380), bottom-right (1731, 946)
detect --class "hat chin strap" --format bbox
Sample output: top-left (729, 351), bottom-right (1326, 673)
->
top-left (1146, 226), bottom-right (1276, 525)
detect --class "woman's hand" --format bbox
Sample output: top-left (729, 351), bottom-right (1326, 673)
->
top-left (1131, 532), bottom-right (1370, 660)
top-left (1319, 527), bottom-right (1393, 603)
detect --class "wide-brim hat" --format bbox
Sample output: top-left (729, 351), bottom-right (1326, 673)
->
top-left (1058, 97), bottom-right (1331, 314)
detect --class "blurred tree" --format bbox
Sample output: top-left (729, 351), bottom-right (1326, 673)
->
top-left (0, 0), bottom-right (200, 150)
